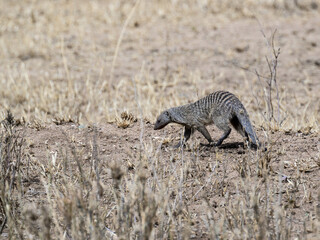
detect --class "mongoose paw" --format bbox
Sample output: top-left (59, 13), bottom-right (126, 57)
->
top-left (214, 142), bottom-right (222, 147)
top-left (173, 142), bottom-right (184, 149)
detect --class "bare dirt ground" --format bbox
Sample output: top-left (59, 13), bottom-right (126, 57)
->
top-left (0, 1), bottom-right (319, 239)
top-left (20, 122), bottom-right (319, 239)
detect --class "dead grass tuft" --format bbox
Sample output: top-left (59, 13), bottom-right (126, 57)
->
top-left (116, 112), bottom-right (137, 129)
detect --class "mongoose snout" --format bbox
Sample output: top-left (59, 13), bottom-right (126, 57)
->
top-left (154, 111), bottom-right (170, 130)
top-left (154, 91), bottom-right (260, 148)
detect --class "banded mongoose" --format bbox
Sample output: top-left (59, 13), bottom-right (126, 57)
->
top-left (154, 91), bottom-right (260, 148)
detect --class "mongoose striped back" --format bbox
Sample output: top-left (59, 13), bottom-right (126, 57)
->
top-left (154, 90), bottom-right (260, 148)
top-left (194, 91), bottom-right (244, 113)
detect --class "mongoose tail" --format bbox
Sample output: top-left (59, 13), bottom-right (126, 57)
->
top-left (232, 108), bottom-right (260, 147)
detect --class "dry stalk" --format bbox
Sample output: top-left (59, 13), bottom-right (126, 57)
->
top-left (255, 26), bottom-right (282, 128)
top-left (0, 110), bottom-right (25, 238)
top-left (106, 0), bottom-right (141, 90)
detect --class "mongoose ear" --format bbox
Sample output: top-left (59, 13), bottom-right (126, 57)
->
top-left (165, 111), bottom-right (172, 121)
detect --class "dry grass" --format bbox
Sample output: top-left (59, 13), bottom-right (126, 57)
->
top-left (0, 0), bottom-right (319, 239)
top-left (0, 0), bottom-right (319, 129)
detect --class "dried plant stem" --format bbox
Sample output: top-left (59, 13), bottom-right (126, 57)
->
top-left (257, 27), bottom-right (281, 125)
top-left (106, 0), bottom-right (141, 90)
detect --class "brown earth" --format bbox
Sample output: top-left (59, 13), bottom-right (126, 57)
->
top-left (14, 121), bottom-right (319, 239)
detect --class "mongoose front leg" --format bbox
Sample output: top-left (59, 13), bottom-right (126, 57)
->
top-left (197, 126), bottom-right (214, 147)
top-left (174, 126), bottom-right (193, 148)
top-left (215, 128), bottom-right (231, 146)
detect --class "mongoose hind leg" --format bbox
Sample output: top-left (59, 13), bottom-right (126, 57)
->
top-left (213, 115), bottom-right (232, 146)
top-left (215, 128), bottom-right (231, 146)
top-left (197, 126), bottom-right (214, 147)
top-left (174, 126), bottom-right (193, 148)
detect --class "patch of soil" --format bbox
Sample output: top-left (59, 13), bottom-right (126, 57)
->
top-left (21, 122), bottom-right (319, 238)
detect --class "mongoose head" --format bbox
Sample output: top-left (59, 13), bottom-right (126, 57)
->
top-left (154, 110), bottom-right (171, 130)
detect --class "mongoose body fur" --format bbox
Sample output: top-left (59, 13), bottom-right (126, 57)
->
top-left (154, 91), bottom-right (260, 148)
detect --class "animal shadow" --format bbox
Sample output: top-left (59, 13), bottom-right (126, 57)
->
top-left (218, 141), bottom-right (244, 149)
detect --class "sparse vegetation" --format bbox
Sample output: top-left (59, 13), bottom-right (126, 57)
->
top-left (0, 1), bottom-right (319, 239)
